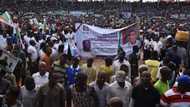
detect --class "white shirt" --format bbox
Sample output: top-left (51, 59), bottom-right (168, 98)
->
top-left (39, 49), bottom-right (45, 60)
top-left (51, 48), bottom-right (58, 61)
top-left (27, 45), bottom-right (38, 62)
top-left (108, 81), bottom-right (132, 107)
top-left (161, 88), bottom-right (190, 107)
top-left (23, 35), bottom-right (31, 46)
top-left (32, 72), bottom-right (49, 90)
top-left (53, 42), bottom-right (61, 51)
top-left (89, 81), bottom-right (109, 107)
top-left (0, 35), bottom-right (7, 49)
top-left (144, 39), bottom-right (151, 50)
top-left (152, 41), bottom-right (163, 54)
top-left (112, 59), bottom-right (131, 78)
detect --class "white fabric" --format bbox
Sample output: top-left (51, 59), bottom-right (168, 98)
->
top-left (152, 41), bottom-right (163, 54)
top-left (161, 89), bottom-right (190, 107)
top-left (39, 49), bottom-right (45, 59)
top-left (27, 45), bottom-right (38, 62)
top-left (32, 72), bottom-right (49, 90)
top-left (89, 81), bottom-right (109, 107)
top-left (144, 39), bottom-right (151, 50)
top-left (108, 81), bottom-right (132, 107)
top-left (82, 24), bottom-right (134, 34)
top-left (0, 35), bottom-right (7, 49)
top-left (51, 48), bottom-right (58, 61)
top-left (112, 59), bottom-right (131, 79)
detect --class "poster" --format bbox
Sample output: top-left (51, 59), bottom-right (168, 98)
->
top-left (75, 23), bottom-right (137, 57)
top-left (0, 50), bottom-right (20, 72)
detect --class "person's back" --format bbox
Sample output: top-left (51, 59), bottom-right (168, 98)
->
top-left (20, 87), bottom-right (36, 107)
top-left (0, 70), bottom-right (10, 95)
top-left (129, 46), bottom-right (139, 80)
top-left (20, 77), bottom-right (36, 107)
top-left (145, 51), bottom-right (160, 82)
top-left (81, 64), bottom-right (96, 84)
top-left (145, 59), bottom-right (160, 82)
top-left (132, 71), bottom-right (160, 107)
top-left (35, 73), bottom-right (65, 107)
top-left (0, 78), bottom-right (10, 95)
top-left (81, 58), bottom-right (96, 84)
top-left (161, 75), bottom-right (190, 107)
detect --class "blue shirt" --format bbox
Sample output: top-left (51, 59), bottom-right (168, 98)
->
top-left (65, 65), bottom-right (80, 86)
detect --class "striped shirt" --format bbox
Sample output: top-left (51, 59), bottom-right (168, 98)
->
top-left (161, 88), bottom-right (190, 107)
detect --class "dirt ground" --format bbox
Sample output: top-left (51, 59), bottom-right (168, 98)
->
top-left (81, 57), bottom-right (105, 67)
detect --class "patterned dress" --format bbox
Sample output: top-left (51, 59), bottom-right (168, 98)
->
top-left (71, 86), bottom-right (97, 107)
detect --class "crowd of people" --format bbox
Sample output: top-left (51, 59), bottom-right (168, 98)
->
top-left (0, 1), bottom-right (190, 107)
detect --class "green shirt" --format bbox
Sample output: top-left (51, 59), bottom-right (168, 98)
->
top-left (154, 80), bottom-right (169, 95)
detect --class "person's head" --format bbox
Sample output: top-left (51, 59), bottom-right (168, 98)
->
top-left (177, 75), bottom-right (190, 93)
top-left (96, 72), bottom-right (106, 86)
top-left (117, 47), bottom-right (124, 55)
top-left (38, 61), bottom-right (47, 76)
top-left (75, 72), bottom-right (88, 87)
top-left (105, 57), bottom-right (113, 67)
top-left (48, 41), bottom-right (54, 48)
top-left (116, 70), bottom-right (126, 88)
top-left (129, 31), bottom-right (137, 44)
top-left (40, 42), bottom-right (46, 50)
top-left (150, 51), bottom-right (158, 60)
top-left (87, 58), bottom-right (93, 67)
top-left (5, 86), bottom-right (20, 106)
top-left (163, 56), bottom-right (170, 65)
top-left (140, 71), bottom-right (151, 85)
top-left (118, 52), bottom-right (125, 62)
top-left (120, 64), bottom-right (129, 76)
top-left (45, 47), bottom-right (52, 56)
top-left (58, 44), bottom-right (64, 53)
top-left (24, 76), bottom-right (35, 91)
top-left (138, 64), bottom-right (149, 77)
top-left (60, 54), bottom-right (68, 65)
top-left (72, 57), bottom-right (80, 68)
top-left (108, 97), bottom-right (123, 107)
top-left (48, 72), bottom-right (60, 88)
top-left (29, 40), bottom-right (36, 46)
top-left (160, 66), bottom-right (172, 81)
top-left (172, 44), bottom-right (178, 52)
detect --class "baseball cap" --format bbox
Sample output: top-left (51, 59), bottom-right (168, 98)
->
top-left (177, 75), bottom-right (190, 85)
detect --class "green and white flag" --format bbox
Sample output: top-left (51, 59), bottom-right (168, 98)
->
top-left (0, 11), bottom-right (14, 27)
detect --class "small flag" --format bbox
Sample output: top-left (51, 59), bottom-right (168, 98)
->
top-left (0, 11), bottom-right (14, 27)
top-left (118, 30), bottom-right (127, 48)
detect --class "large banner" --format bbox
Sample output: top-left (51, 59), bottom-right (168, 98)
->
top-left (75, 23), bottom-right (138, 57)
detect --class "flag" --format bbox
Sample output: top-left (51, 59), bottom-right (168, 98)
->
top-left (0, 11), bottom-right (14, 27)
top-left (118, 30), bottom-right (128, 48)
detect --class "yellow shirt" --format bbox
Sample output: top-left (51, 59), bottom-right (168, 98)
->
top-left (145, 60), bottom-right (160, 82)
top-left (99, 65), bottom-right (113, 82)
top-left (81, 64), bottom-right (97, 84)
